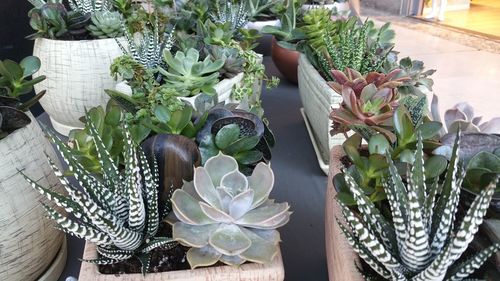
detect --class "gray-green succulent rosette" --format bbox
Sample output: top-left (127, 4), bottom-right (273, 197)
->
top-left (169, 153), bottom-right (291, 268)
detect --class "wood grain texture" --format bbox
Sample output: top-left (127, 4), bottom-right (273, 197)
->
top-left (0, 113), bottom-right (65, 280)
top-left (298, 54), bottom-right (345, 165)
top-left (325, 145), bottom-right (363, 281)
top-left (79, 242), bottom-right (285, 281)
top-left (33, 37), bottom-right (125, 136)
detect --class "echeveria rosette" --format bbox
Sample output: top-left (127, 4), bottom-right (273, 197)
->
top-left (170, 153), bottom-right (291, 268)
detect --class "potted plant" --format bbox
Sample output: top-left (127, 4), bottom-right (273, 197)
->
top-left (0, 57), bottom-right (66, 280)
top-left (26, 117), bottom-right (289, 280)
top-left (296, 9), bottom-right (436, 173)
top-left (326, 133), bottom-right (500, 280)
top-left (244, 0), bottom-right (284, 32)
top-left (262, 0), bottom-right (303, 84)
top-left (27, 0), bottom-right (126, 135)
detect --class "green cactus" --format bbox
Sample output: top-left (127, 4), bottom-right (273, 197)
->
top-left (158, 48), bottom-right (225, 97)
top-left (336, 133), bottom-right (500, 280)
top-left (87, 11), bottom-right (123, 39)
top-left (169, 153), bottom-right (291, 268)
top-left (25, 119), bottom-right (177, 275)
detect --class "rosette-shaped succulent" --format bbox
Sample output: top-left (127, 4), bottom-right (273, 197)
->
top-left (87, 11), bottom-right (123, 39)
top-left (170, 153), bottom-right (291, 268)
top-left (205, 45), bottom-right (245, 79)
top-left (329, 68), bottom-right (408, 138)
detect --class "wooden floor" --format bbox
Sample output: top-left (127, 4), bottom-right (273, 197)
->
top-left (441, 0), bottom-right (500, 38)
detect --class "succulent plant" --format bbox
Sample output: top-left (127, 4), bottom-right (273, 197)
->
top-left (262, 0), bottom-right (304, 49)
top-left (328, 68), bottom-right (407, 140)
top-left (210, 0), bottom-right (249, 35)
top-left (463, 150), bottom-right (500, 193)
top-left (158, 48), bottom-right (225, 97)
top-left (169, 153), bottom-right (291, 268)
top-left (431, 95), bottom-right (500, 138)
top-left (68, 101), bottom-right (129, 174)
top-left (0, 56), bottom-right (46, 139)
top-left (87, 10), bottom-right (123, 39)
top-left (337, 133), bottom-right (500, 280)
top-left (68, 0), bottom-right (113, 14)
top-left (385, 57), bottom-right (436, 96)
top-left (205, 45), bottom-right (245, 79)
top-left (196, 108), bottom-right (275, 174)
top-left (245, 0), bottom-right (283, 21)
top-left (25, 120), bottom-right (177, 275)
top-left (117, 19), bottom-right (176, 70)
top-left (27, 1), bottom-right (92, 40)
top-left (298, 7), bottom-right (337, 52)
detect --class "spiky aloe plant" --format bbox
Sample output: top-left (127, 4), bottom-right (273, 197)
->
top-left (336, 133), bottom-right (500, 280)
top-left (117, 19), bottom-right (175, 70)
top-left (68, 0), bottom-right (113, 14)
top-left (23, 118), bottom-right (177, 274)
top-left (210, 0), bottom-right (249, 33)
top-left (169, 153), bottom-right (291, 268)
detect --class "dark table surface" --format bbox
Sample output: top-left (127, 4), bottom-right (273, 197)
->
top-left (42, 54), bottom-right (329, 281)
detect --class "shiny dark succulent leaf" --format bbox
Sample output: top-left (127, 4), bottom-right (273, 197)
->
top-left (234, 150), bottom-right (264, 165)
top-left (211, 116), bottom-right (256, 137)
top-left (0, 95), bottom-right (21, 107)
top-left (215, 124), bottom-right (240, 150)
top-left (0, 106), bottom-right (31, 132)
top-left (424, 155), bottom-right (448, 179)
top-left (224, 135), bottom-right (261, 155)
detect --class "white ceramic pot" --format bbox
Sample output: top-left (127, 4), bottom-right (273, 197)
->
top-left (301, 2), bottom-right (350, 12)
top-left (33, 37), bottom-right (125, 136)
top-left (298, 54), bottom-right (345, 174)
top-left (0, 113), bottom-right (66, 280)
top-left (245, 19), bottom-right (281, 32)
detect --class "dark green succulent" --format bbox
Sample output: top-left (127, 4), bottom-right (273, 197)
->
top-left (196, 107), bottom-right (275, 174)
top-left (245, 0), bottom-right (283, 21)
top-left (262, 0), bottom-right (304, 49)
top-left (0, 56), bottom-right (46, 139)
top-left (205, 45), bottom-right (245, 78)
top-left (463, 150), bottom-right (500, 193)
top-left (27, 1), bottom-right (92, 40)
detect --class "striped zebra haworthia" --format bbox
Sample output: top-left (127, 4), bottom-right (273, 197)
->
top-left (68, 0), bottom-right (113, 14)
top-left (23, 117), bottom-right (177, 275)
top-left (337, 133), bottom-right (500, 281)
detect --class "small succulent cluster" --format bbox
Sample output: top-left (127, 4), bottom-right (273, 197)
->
top-left (328, 68), bottom-right (409, 139)
top-left (205, 45), bottom-right (246, 79)
top-left (337, 134), bottom-right (500, 280)
top-left (244, 0), bottom-right (283, 21)
top-left (169, 153), bottom-right (291, 268)
top-left (298, 9), bottom-right (395, 79)
top-left (197, 108), bottom-right (275, 174)
top-left (159, 48), bottom-right (225, 97)
top-left (26, 119), bottom-right (177, 274)
top-left (0, 56), bottom-right (46, 139)
top-left (27, 0), bottom-right (123, 40)
top-left (87, 11), bottom-right (123, 39)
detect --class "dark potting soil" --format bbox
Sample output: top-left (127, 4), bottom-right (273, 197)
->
top-left (98, 224), bottom-right (191, 275)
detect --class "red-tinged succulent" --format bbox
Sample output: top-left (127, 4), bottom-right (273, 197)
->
top-left (329, 68), bottom-right (409, 138)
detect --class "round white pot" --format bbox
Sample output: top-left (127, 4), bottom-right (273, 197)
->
top-left (301, 2), bottom-right (350, 12)
top-left (0, 113), bottom-right (66, 280)
top-left (245, 19), bottom-right (281, 32)
top-left (33, 37), bottom-right (125, 136)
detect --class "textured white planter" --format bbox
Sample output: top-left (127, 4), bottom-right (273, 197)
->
top-left (33, 37), bottom-right (125, 136)
top-left (245, 19), bottom-right (281, 32)
top-left (301, 2), bottom-right (350, 12)
top-left (79, 242), bottom-right (285, 280)
top-left (0, 113), bottom-right (66, 280)
top-left (298, 54), bottom-right (344, 174)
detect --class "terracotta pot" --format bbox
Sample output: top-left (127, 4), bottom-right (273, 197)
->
top-left (271, 38), bottom-right (300, 84)
top-left (79, 242), bottom-right (285, 280)
top-left (325, 145), bottom-right (363, 281)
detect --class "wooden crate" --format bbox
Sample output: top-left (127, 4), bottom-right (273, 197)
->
top-left (79, 242), bottom-right (285, 281)
top-left (324, 145), bottom-right (363, 281)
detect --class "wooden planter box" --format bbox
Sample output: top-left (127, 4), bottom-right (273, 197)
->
top-left (0, 113), bottom-right (67, 280)
top-left (79, 242), bottom-right (285, 280)
top-left (324, 145), bottom-right (363, 281)
top-left (298, 54), bottom-right (345, 174)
